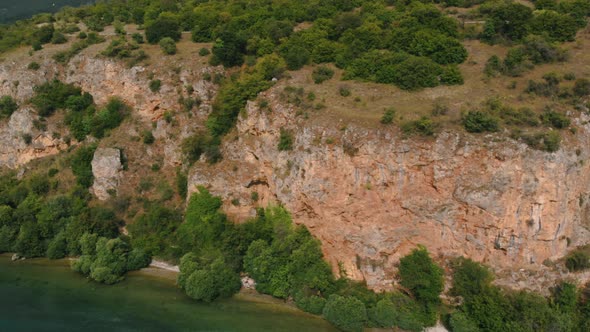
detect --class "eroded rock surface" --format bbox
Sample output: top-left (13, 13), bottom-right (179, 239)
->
top-left (189, 89), bottom-right (590, 292)
top-left (91, 147), bottom-right (122, 200)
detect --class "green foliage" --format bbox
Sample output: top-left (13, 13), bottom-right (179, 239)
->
top-left (149, 79), bottom-right (161, 92)
top-left (295, 294), bottom-right (327, 315)
top-left (278, 129), bottom-right (294, 151)
top-left (72, 235), bottom-right (149, 284)
top-left (380, 108), bottom-right (395, 124)
top-left (541, 109), bottom-right (570, 129)
top-left (27, 62), bottom-right (40, 70)
top-left (181, 131), bottom-right (221, 164)
top-left (198, 48), bottom-right (210, 56)
top-left (0, 96), bottom-right (18, 119)
top-left (462, 111), bottom-right (500, 133)
top-left (401, 117), bottom-right (436, 136)
top-left (128, 204), bottom-right (182, 257)
top-left (31, 80), bottom-right (82, 117)
top-left (70, 144), bottom-right (97, 188)
top-left (399, 246), bottom-right (444, 313)
top-left (159, 37), bottom-right (177, 55)
top-left (322, 295), bottom-right (367, 332)
top-left (574, 78), bottom-right (590, 97)
top-left (179, 255), bottom-right (241, 302)
top-left (450, 257), bottom-right (494, 303)
top-left (449, 311), bottom-right (480, 332)
top-left (565, 249), bottom-right (590, 272)
top-left (46, 231), bottom-right (67, 259)
top-left (142, 130), bottom-right (155, 144)
top-left (145, 16), bottom-right (181, 44)
top-left (312, 66), bottom-right (334, 84)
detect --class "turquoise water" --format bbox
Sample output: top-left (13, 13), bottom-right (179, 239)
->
top-left (0, 256), bottom-right (336, 331)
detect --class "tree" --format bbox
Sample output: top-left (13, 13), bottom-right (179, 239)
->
top-left (462, 111), bottom-right (500, 133)
top-left (46, 231), bottom-right (68, 259)
top-left (399, 246), bottom-right (444, 309)
top-left (0, 95), bottom-right (18, 118)
top-left (323, 295), bottom-right (367, 332)
top-left (211, 30), bottom-right (247, 67)
top-left (179, 254), bottom-right (241, 302)
top-left (159, 37), bottom-right (176, 55)
top-left (145, 17), bottom-right (180, 44)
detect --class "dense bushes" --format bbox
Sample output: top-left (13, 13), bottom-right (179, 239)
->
top-left (449, 257), bottom-right (587, 332)
top-left (159, 37), bottom-right (177, 55)
top-left (312, 65), bottom-right (334, 84)
top-left (178, 254), bottom-right (241, 302)
top-left (145, 16), bottom-right (181, 44)
top-left (70, 144), bottom-right (97, 188)
top-left (565, 249), bottom-right (590, 272)
top-left (462, 111), bottom-right (500, 133)
top-left (399, 246), bottom-right (443, 324)
top-left (322, 295), bottom-right (367, 332)
top-left (0, 96), bottom-right (18, 118)
top-left (71, 235), bottom-right (150, 284)
top-left (31, 80), bottom-right (82, 116)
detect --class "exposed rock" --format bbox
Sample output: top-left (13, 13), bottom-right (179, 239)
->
top-left (0, 107), bottom-right (67, 169)
top-left (189, 89), bottom-right (590, 292)
top-left (91, 148), bottom-right (123, 200)
top-left (241, 276), bottom-right (257, 290)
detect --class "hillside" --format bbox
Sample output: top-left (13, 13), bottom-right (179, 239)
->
top-left (1, 0), bottom-right (590, 331)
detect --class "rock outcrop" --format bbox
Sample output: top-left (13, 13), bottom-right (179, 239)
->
top-left (0, 107), bottom-right (67, 168)
top-left (189, 88), bottom-right (590, 292)
top-left (91, 147), bottom-right (123, 200)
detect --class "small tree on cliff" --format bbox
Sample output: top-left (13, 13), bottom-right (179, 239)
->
top-left (399, 246), bottom-right (444, 316)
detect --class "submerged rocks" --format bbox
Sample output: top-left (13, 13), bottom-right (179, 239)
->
top-left (91, 148), bottom-right (123, 200)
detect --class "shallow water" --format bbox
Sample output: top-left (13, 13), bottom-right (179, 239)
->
top-left (0, 256), bottom-right (336, 331)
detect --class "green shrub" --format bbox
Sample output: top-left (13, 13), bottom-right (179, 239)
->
top-left (31, 80), bottom-right (82, 116)
top-left (159, 37), bottom-right (177, 55)
top-left (399, 246), bottom-right (444, 310)
top-left (145, 17), bottom-right (181, 44)
top-left (149, 79), bottom-right (161, 92)
top-left (142, 130), bottom-right (155, 144)
top-left (312, 66), bottom-right (334, 84)
top-left (565, 250), bottom-right (590, 272)
top-left (131, 33), bottom-right (144, 44)
top-left (323, 295), bottom-right (367, 332)
top-left (541, 109), bottom-right (570, 129)
top-left (462, 111), bottom-right (500, 133)
top-left (296, 295), bottom-right (327, 315)
top-left (46, 231), bottom-right (67, 259)
top-left (199, 48), bottom-right (210, 56)
top-left (380, 108), bottom-right (395, 124)
top-left (0, 95), bottom-right (18, 118)
top-left (278, 129), bottom-right (293, 151)
top-left (181, 132), bottom-right (221, 164)
top-left (574, 78), bottom-right (590, 97)
top-left (27, 62), bottom-right (40, 70)
top-left (70, 144), bottom-right (97, 188)
top-left (180, 256), bottom-right (241, 302)
top-left (339, 86), bottom-right (351, 97)
top-left (51, 32), bottom-right (67, 44)
top-left (401, 117), bottom-right (435, 136)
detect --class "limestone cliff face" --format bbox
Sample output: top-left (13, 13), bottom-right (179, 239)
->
top-left (0, 107), bottom-right (67, 168)
top-left (91, 147), bottom-right (123, 201)
top-left (189, 88), bottom-right (590, 292)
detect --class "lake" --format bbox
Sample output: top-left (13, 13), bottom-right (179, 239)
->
top-left (0, 255), bottom-right (336, 331)
top-left (0, 0), bottom-right (94, 23)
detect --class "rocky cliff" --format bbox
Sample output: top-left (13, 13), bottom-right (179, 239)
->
top-left (189, 86), bottom-right (590, 292)
top-left (2, 42), bottom-right (589, 294)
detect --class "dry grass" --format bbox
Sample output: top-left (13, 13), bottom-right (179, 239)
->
top-left (277, 27), bottom-right (590, 133)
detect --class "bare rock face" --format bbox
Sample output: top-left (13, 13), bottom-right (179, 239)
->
top-left (189, 89), bottom-right (590, 292)
top-left (0, 107), bottom-right (67, 168)
top-left (91, 148), bottom-right (123, 200)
